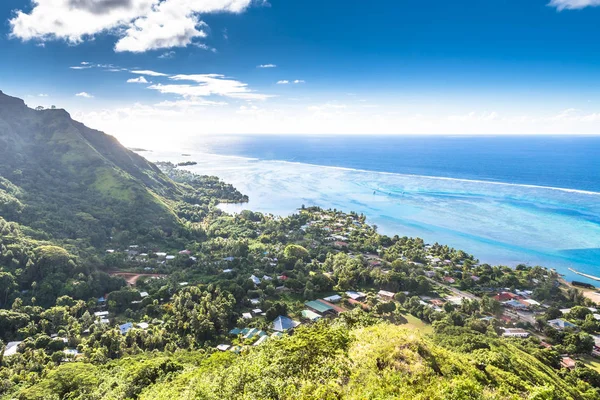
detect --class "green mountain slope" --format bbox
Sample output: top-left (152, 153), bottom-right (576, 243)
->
top-left (11, 322), bottom-right (599, 400)
top-left (0, 90), bottom-right (181, 245)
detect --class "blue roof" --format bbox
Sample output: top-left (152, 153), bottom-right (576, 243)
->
top-left (229, 328), bottom-right (242, 335)
top-left (272, 315), bottom-right (297, 332)
top-left (119, 322), bottom-right (133, 335)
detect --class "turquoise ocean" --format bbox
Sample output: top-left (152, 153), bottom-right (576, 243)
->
top-left (145, 135), bottom-right (600, 284)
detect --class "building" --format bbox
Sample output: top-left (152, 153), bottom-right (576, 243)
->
top-left (502, 299), bottom-right (529, 310)
top-left (4, 341), bottom-right (22, 357)
top-left (345, 291), bottom-right (366, 300)
top-left (216, 344), bottom-right (231, 351)
top-left (301, 309), bottom-right (322, 321)
top-left (272, 315), bottom-right (300, 332)
top-left (548, 319), bottom-right (577, 331)
top-left (561, 357), bottom-right (577, 370)
top-left (305, 300), bottom-right (335, 315)
top-left (443, 276), bottom-right (456, 284)
top-left (377, 290), bottom-right (395, 300)
top-left (94, 311), bottom-right (109, 318)
top-left (254, 335), bottom-right (269, 346)
top-left (494, 292), bottom-right (520, 302)
top-left (323, 294), bottom-right (342, 303)
top-left (250, 275), bottom-right (261, 285)
top-left (119, 322), bottom-right (133, 335)
top-left (502, 328), bottom-right (530, 338)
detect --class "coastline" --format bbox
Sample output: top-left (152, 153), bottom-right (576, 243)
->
top-left (138, 148), bottom-right (600, 285)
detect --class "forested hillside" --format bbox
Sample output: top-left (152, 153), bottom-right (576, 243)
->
top-left (2, 91), bottom-right (600, 399)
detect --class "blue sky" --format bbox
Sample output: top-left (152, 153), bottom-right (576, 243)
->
top-left (1, 0), bottom-right (600, 143)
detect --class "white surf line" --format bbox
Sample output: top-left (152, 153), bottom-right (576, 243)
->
top-left (190, 151), bottom-right (600, 197)
top-left (569, 268), bottom-right (600, 282)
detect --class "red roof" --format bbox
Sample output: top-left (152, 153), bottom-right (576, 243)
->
top-left (493, 292), bottom-right (520, 302)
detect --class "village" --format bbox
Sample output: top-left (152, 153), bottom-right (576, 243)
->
top-left (6, 207), bottom-right (590, 373)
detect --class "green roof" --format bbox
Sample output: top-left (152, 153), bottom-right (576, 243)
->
top-left (301, 309), bottom-right (322, 321)
top-left (305, 300), bottom-right (334, 313)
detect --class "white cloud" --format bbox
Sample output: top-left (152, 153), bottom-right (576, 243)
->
top-left (447, 111), bottom-right (499, 122)
top-left (148, 74), bottom-right (272, 100)
top-left (277, 80), bottom-right (289, 84)
top-left (127, 76), bottom-right (150, 83)
top-left (258, 64), bottom-right (277, 68)
top-left (114, 0), bottom-right (252, 52)
top-left (38, 93), bottom-right (49, 97)
top-left (9, 0), bottom-right (253, 53)
top-left (75, 92), bottom-right (94, 98)
top-left (131, 69), bottom-right (168, 76)
top-left (158, 51), bottom-right (175, 59)
top-left (308, 103), bottom-right (348, 112)
top-left (70, 65), bottom-right (93, 70)
top-left (156, 99), bottom-right (228, 107)
top-left (294, 80), bottom-right (305, 84)
top-left (548, 0), bottom-right (600, 10)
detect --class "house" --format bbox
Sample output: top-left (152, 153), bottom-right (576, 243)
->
top-left (561, 357), bottom-right (577, 370)
top-left (252, 308), bottom-right (263, 314)
top-left (97, 296), bottom-right (106, 304)
top-left (250, 275), bottom-right (261, 285)
top-left (272, 315), bottom-right (300, 332)
top-left (179, 282), bottom-right (189, 286)
top-left (443, 276), bottom-right (456, 284)
top-left (243, 328), bottom-right (261, 339)
top-left (179, 250), bottom-right (192, 255)
top-left (494, 292), bottom-right (519, 302)
top-left (94, 311), bottom-right (109, 318)
top-left (333, 241), bottom-right (349, 248)
top-left (229, 328), bottom-right (242, 335)
top-left (4, 341), bottom-right (22, 357)
top-left (430, 299), bottom-right (445, 307)
top-left (137, 322), bottom-right (149, 329)
top-left (223, 256), bottom-right (235, 262)
top-left (323, 294), bottom-right (342, 303)
top-left (63, 348), bottom-right (80, 358)
top-left (242, 312), bottom-right (253, 319)
top-left (345, 291), bottom-right (366, 300)
top-left (250, 298), bottom-right (261, 305)
top-left (305, 300), bottom-right (335, 315)
top-left (165, 255), bottom-right (176, 261)
top-left (262, 275), bottom-right (273, 281)
top-left (301, 309), bottom-right (322, 321)
top-left (522, 299), bottom-right (540, 307)
top-left (318, 299), bottom-right (347, 313)
top-left (216, 344), bottom-right (231, 351)
top-left (446, 296), bottom-right (465, 306)
top-left (377, 290), bottom-right (395, 300)
top-left (119, 322), bottom-right (134, 335)
top-left (155, 252), bottom-right (167, 258)
top-left (424, 271), bottom-right (436, 278)
top-left (502, 299), bottom-right (529, 310)
top-left (254, 335), bottom-right (269, 346)
top-left (223, 269), bottom-right (234, 273)
top-left (548, 319), bottom-right (577, 331)
top-left (139, 292), bottom-right (149, 298)
top-left (502, 328), bottom-right (530, 338)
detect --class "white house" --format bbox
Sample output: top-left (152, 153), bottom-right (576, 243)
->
top-left (502, 328), bottom-right (530, 338)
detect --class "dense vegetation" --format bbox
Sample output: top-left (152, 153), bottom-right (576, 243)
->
top-left (1, 91), bottom-right (600, 399)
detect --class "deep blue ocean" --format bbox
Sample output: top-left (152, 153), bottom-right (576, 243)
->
top-left (196, 135), bottom-right (600, 193)
top-left (149, 135), bottom-right (600, 284)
